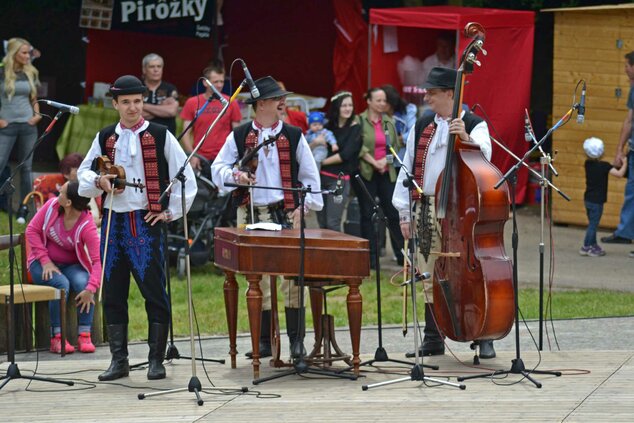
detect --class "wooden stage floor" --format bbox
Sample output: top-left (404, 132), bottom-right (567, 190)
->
top-left (1, 349), bottom-right (632, 422)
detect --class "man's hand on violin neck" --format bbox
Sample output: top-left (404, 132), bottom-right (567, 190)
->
top-left (144, 210), bottom-right (170, 226)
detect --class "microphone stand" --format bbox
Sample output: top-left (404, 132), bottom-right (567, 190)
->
top-left (0, 111), bottom-right (74, 390)
top-left (225, 182), bottom-right (358, 384)
top-left (494, 121), bottom-right (571, 352)
top-left (459, 110), bottom-right (573, 387)
top-left (361, 151), bottom-right (461, 391)
top-left (130, 89), bottom-right (224, 370)
top-left (526, 125), bottom-right (562, 351)
top-left (138, 85), bottom-right (247, 405)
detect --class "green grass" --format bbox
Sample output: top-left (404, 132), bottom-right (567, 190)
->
top-left (125, 266), bottom-right (634, 341)
top-left (3, 209), bottom-right (634, 341)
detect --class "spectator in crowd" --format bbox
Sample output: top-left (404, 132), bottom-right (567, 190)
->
top-left (397, 31), bottom-right (456, 89)
top-left (141, 53), bottom-right (178, 135)
top-left (316, 91), bottom-right (362, 232)
top-left (180, 63), bottom-right (241, 174)
top-left (602, 50), bottom-right (634, 254)
top-left (26, 181), bottom-right (101, 354)
top-left (0, 37), bottom-right (41, 224)
top-left (305, 111), bottom-right (338, 169)
top-left (382, 84), bottom-right (417, 166)
top-left (277, 81), bottom-right (308, 132)
top-left (355, 87), bottom-right (404, 268)
top-left (580, 137), bottom-right (627, 257)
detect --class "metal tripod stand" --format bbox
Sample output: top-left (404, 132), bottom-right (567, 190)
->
top-left (1, 110), bottom-right (74, 390)
top-left (362, 247), bottom-right (464, 391)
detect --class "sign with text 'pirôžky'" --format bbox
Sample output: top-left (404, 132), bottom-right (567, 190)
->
top-left (80, 0), bottom-right (214, 39)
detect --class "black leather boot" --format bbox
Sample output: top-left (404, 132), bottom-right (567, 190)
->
top-left (147, 322), bottom-right (169, 380)
top-left (285, 307), bottom-right (306, 359)
top-left (478, 340), bottom-right (496, 359)
top-left (98, 324), bottom-right (129, 381)
top-left (406, 303), bottom-right (445, 358)
top-left (245, 310), bottom-right (272, 359)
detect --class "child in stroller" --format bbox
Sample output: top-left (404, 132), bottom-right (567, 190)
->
top-left (167, 154), bottom-right (234, 277)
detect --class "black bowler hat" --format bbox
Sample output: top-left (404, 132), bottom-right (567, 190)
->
top-left (422, 67), bottom-right (457, 90)
top-left (244, 76), bottom-right (292, 104)
top-left (109, 75), bottom-right (147, 96)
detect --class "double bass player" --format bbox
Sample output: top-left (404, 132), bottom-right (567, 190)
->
top-left (392, 67), bottom-right (496, 359)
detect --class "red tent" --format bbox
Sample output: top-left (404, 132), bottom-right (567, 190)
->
top-left (336, 6), bottom-right (535, 202)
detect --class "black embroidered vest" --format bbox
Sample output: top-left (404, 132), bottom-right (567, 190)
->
top-left (97, 122), bottom-right (169, 212)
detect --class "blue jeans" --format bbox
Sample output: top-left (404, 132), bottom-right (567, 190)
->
top-left (615, 150), bottom-right (634, 240)
top-left (29, 260), bottom-right (94, 334)
top-left (0, 122), bottom-right (38, 202)
top-left (584, 200), bottom-right (604, 246)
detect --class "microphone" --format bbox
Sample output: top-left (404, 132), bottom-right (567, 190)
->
top-left (44, 100), bottom-right (79, 115)
top-left (240, 59), bottom-right (260, 99)
top-left (333, 172), bottom-right (344, 204)
top-left (577, 81), bottom-right (586, 124)
top-left (399, 272), bottom-right (431, 286)
top-left (384, 120), bottom-right (394, 164)
top-left (524, 108), bottom-right (534, 143)
top-left (202, 77), bottom-right (229, 106)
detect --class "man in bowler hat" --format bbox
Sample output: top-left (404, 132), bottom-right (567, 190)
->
top-left (211, 76), bottom-right (323, 360)
top-left (391, 67), bottom-right (498, 359)
top-left (77, 75), bottom-right (197, 381)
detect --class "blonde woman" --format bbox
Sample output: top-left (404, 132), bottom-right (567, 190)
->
top-left (0, 37), bottom-right (41, 223)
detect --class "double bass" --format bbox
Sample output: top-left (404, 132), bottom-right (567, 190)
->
top-left (432, 23), bottom-right (515, 342)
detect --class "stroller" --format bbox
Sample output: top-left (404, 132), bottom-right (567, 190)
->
top-left (167, 154), bottom-right (234, 278)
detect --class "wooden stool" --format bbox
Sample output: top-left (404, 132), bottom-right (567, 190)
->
top-left (0, 285), bottom-right (67, 357)
top-left (307, 282), bottom-right (351, 367)
top-left (0, 234), bottom-right (67, 356)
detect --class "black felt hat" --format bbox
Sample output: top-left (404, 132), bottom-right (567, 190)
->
top-left (421, 67), bottom-right (457, 90)
top-left (244, 76), bottom-right (292, 104)
top-left (109, 75), bottom-right (147, 96)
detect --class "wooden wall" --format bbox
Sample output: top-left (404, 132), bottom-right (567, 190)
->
top-left (552, 8), bottom-right (633, 228)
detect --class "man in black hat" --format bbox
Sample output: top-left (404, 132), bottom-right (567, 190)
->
top-left (211, 75), bottom-right (323, 360)
top-left (77, 75), bottom-right (197, 381)
top-left (391, 67), bottom-right (497, 360)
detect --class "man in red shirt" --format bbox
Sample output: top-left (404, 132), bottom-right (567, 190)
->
top-left (180, 64), bottom-right (242, 172)
top-left (277, 81), bottom-right (308, 133)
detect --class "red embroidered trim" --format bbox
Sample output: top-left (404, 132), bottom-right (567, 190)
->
top-left (105, 134), bottom-right (117, 162)
top-left (140, 130), bottom-right (163, 212)
top-left (236, 129), bottom-right (259, 207)
top-left (253, 120), bottom-right (280, 131)
top-left (412, 123), bottom-right (436, 201)
top-left (276, 134), bottom-right (295, 211)
top-left (129, 211), bottom-right (137, 237)
top-left (121, 118), bottom-right (145, 132)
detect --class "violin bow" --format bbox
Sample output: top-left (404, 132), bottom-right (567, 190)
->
top-left (98, 193), bottom-right (115, 303)
top-left (237, 136), bottom-right (277, 225)
top-left (402, 239), bottom-right (408, 336)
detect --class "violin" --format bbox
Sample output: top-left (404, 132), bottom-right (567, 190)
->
top-left (95, 155), bottom-right (145, 192)
top-left (232, 136), bottom-right (278, 208)
top-left (432, 22), bottom-right (514, 343)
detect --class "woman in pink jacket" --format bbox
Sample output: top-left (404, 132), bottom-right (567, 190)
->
top-left (26, 181), bottom-right (101, 354)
